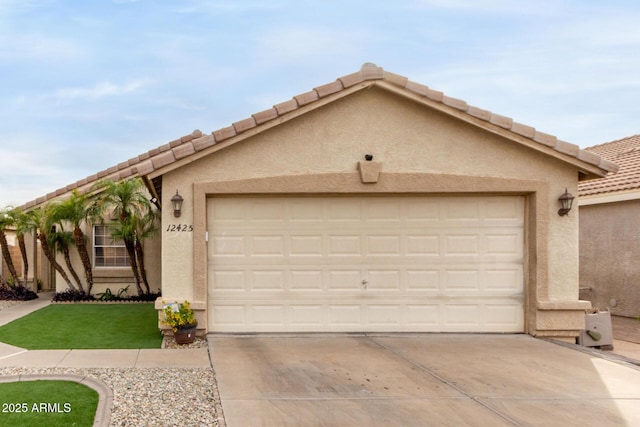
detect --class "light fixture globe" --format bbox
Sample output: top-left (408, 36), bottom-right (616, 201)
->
top-left (558, 188), bottom-right (575, 216)
top-left (171, 190), bottom-right (184, 218)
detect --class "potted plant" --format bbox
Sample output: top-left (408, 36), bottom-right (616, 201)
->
top-left (162, 300), bottom-right (197, 344)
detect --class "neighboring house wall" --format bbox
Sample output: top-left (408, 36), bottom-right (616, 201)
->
top-left (579, 200), bottom-right (640, 317)
top-left (1, 246), bottom-right (22, 280)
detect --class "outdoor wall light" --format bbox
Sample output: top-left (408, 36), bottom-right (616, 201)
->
top-left (557, 188), bottom-right (575, 216)
top-left (171, 190), bottom-right (184, 218)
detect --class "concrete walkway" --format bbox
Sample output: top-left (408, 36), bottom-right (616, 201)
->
top-left (0, 294), bottom-right (210, 368)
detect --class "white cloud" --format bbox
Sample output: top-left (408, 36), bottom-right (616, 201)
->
top-left (53, 80), bottom-right (149, 101)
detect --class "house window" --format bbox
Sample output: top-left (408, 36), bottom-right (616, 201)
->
top-left (93, 225), bottom-right (129, 267)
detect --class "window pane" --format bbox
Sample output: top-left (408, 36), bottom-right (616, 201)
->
top-left (93, 225), bottom-right (130, 268)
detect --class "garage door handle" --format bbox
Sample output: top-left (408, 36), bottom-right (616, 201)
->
top-left (361, 279), bottom-right (368, 289)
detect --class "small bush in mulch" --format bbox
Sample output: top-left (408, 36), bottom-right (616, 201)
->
top-left (0, 285), bottom-right (39, 301)
top-left (52, 288), bottom-right (161, 303)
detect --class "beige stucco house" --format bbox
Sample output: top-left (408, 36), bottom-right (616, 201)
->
top-left (579, 134), bottom-right (640, 318)
top-left (22, 63), bottom-right (618, 337)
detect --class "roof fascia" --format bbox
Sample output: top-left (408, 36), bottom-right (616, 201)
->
top-left (579, 189), bottom-right (640, 206)
top-left (146, 81), bottom-right (376, 180)
top-left (373, 81), bottom-right (610, 180)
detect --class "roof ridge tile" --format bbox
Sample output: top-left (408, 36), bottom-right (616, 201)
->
top-left (383, 71), bottom-right (409, 88)
top-left (232, 117), bottom-right (257, 134)
top-left (314, 80), bottom-right (344, 98)
top-left (273, 99), bottom-right (298, 115)
top-left (294, 90), bottom-right (319, 107)
top-left (489, 113), bottom-right (513, 130)
top-left (533, 131), bottom-right (557, 148)
top-left (213, 125), bottom-right (237, 143)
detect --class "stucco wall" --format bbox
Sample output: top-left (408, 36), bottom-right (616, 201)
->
top-left (159, 86), bottom-right (585, 335)
top-left (580, 200), bottom-right (640, 317)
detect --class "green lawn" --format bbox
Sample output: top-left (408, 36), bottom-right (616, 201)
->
top-left (0, 303), bottom-right (162, 349)
top-left (0, 380), bottom-right (98, 427)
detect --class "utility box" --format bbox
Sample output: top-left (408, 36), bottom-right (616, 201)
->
top-left (577, 309), bottom-right (614, 350)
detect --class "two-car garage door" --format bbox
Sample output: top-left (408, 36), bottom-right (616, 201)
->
top-left (207, 196), bottom-right (524, 333)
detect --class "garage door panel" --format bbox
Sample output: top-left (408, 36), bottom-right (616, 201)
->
top-left (445, 235), bottom-right (479, 255)
top-left (327, 270), bottom-right (361, 290)
top-left (444, 270), bottom-right (479, 290)
top-left (328, 235), bottom-right (362, 255)
top-left (367, 270), bottom-right (401, 290)
top-left (251, 236), bottom-right (285, 256)
top-left (250, 270), bottom-right (285, 290)
top-left (327, 200), bottom-right (361, 221)
top-left (208, 196), bottom-right (524, 333)
top-left (484, 233), bottom-right (523, 256)
top-left (329, 305), bottom-right (362, 326)
top-left (291, 305), bottom-right (324, 326)
top-left (212, 235), bottom-right (245, 256)
top-left (368, 305), bottom-right (402, 326)
top-left (366, 235), bottom-right (402, 255)
top-left (406, 235), bottom-right (440, 255)
top-left (211, 270), bottom-right (246, 290)
top-left (484, 268), bottom-right (524, 291)
top-left (290, 270), bottom-right (323, 290)
top-left (290, 235), bottom-right (323, 256)
top-left (406, 270), bottom-right (440, 290)
top-left (363, 199), bottom-right (402, 220)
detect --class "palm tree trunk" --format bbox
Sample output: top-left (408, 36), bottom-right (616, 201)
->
top-left (134, 238), bottom-right (150, 294)
top-left (124, 238), bottom-right (143, 295)
top-left (73, 226), bottom-right (94, 294)
top-left (17, 234), bottom-right (28, 288)
top-left (62, 246), bottom-right (84, 292)
top-left (0, 229), bottom-right (19, 285)
top-left (38, 233), bottom-right (77, 291)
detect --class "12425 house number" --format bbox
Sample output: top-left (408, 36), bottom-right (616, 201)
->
top-left (166, 224), bottom-right (193, 232)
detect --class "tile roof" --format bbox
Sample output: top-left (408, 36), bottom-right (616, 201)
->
top-left (578, 134), bottom-right (640, 197)
top-left (22, 63), bottom-right (618, 209)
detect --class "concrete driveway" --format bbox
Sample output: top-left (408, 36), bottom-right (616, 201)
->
top-left (209, 334), bottom-right (640, 426)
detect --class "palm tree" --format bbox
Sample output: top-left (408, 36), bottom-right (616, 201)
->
top-left (0, 206), bottom-right (20, 285)
top-left (133, 209), bottom-right (159, 294)
top-left (48, 191), bottom-right (100, 294)
top-left (110, 218), bottom-right (143, 295)
top-left (30, 207), bottom-right (79, 291)
top-left (49, 229), bottom-right (84, 292)
top-left (94, 178), bottom-right (156, 295)
top-left (10, 208), bottom-right (33, 288)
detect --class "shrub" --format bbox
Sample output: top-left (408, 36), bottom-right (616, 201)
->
top-left (0, 284), bottom-right (38, 301)
top-left (52, 288), bottom-right (161, 302)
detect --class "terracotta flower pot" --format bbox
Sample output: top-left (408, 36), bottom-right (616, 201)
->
top-left (174, 322), bottom-right (197, 344)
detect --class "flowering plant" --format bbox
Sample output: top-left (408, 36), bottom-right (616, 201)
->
top-left (162, 300), bottom-right (196, 332)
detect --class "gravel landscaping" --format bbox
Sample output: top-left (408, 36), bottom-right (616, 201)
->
top-left (0, 300), bottom-right (224, 426)
top-left (0, 299), bottom-right (23, 310)
top-left (0, 367), bottom-right (223, 426)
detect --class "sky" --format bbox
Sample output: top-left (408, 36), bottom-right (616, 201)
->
top-left (1, 0), bottom-right (639, 208)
